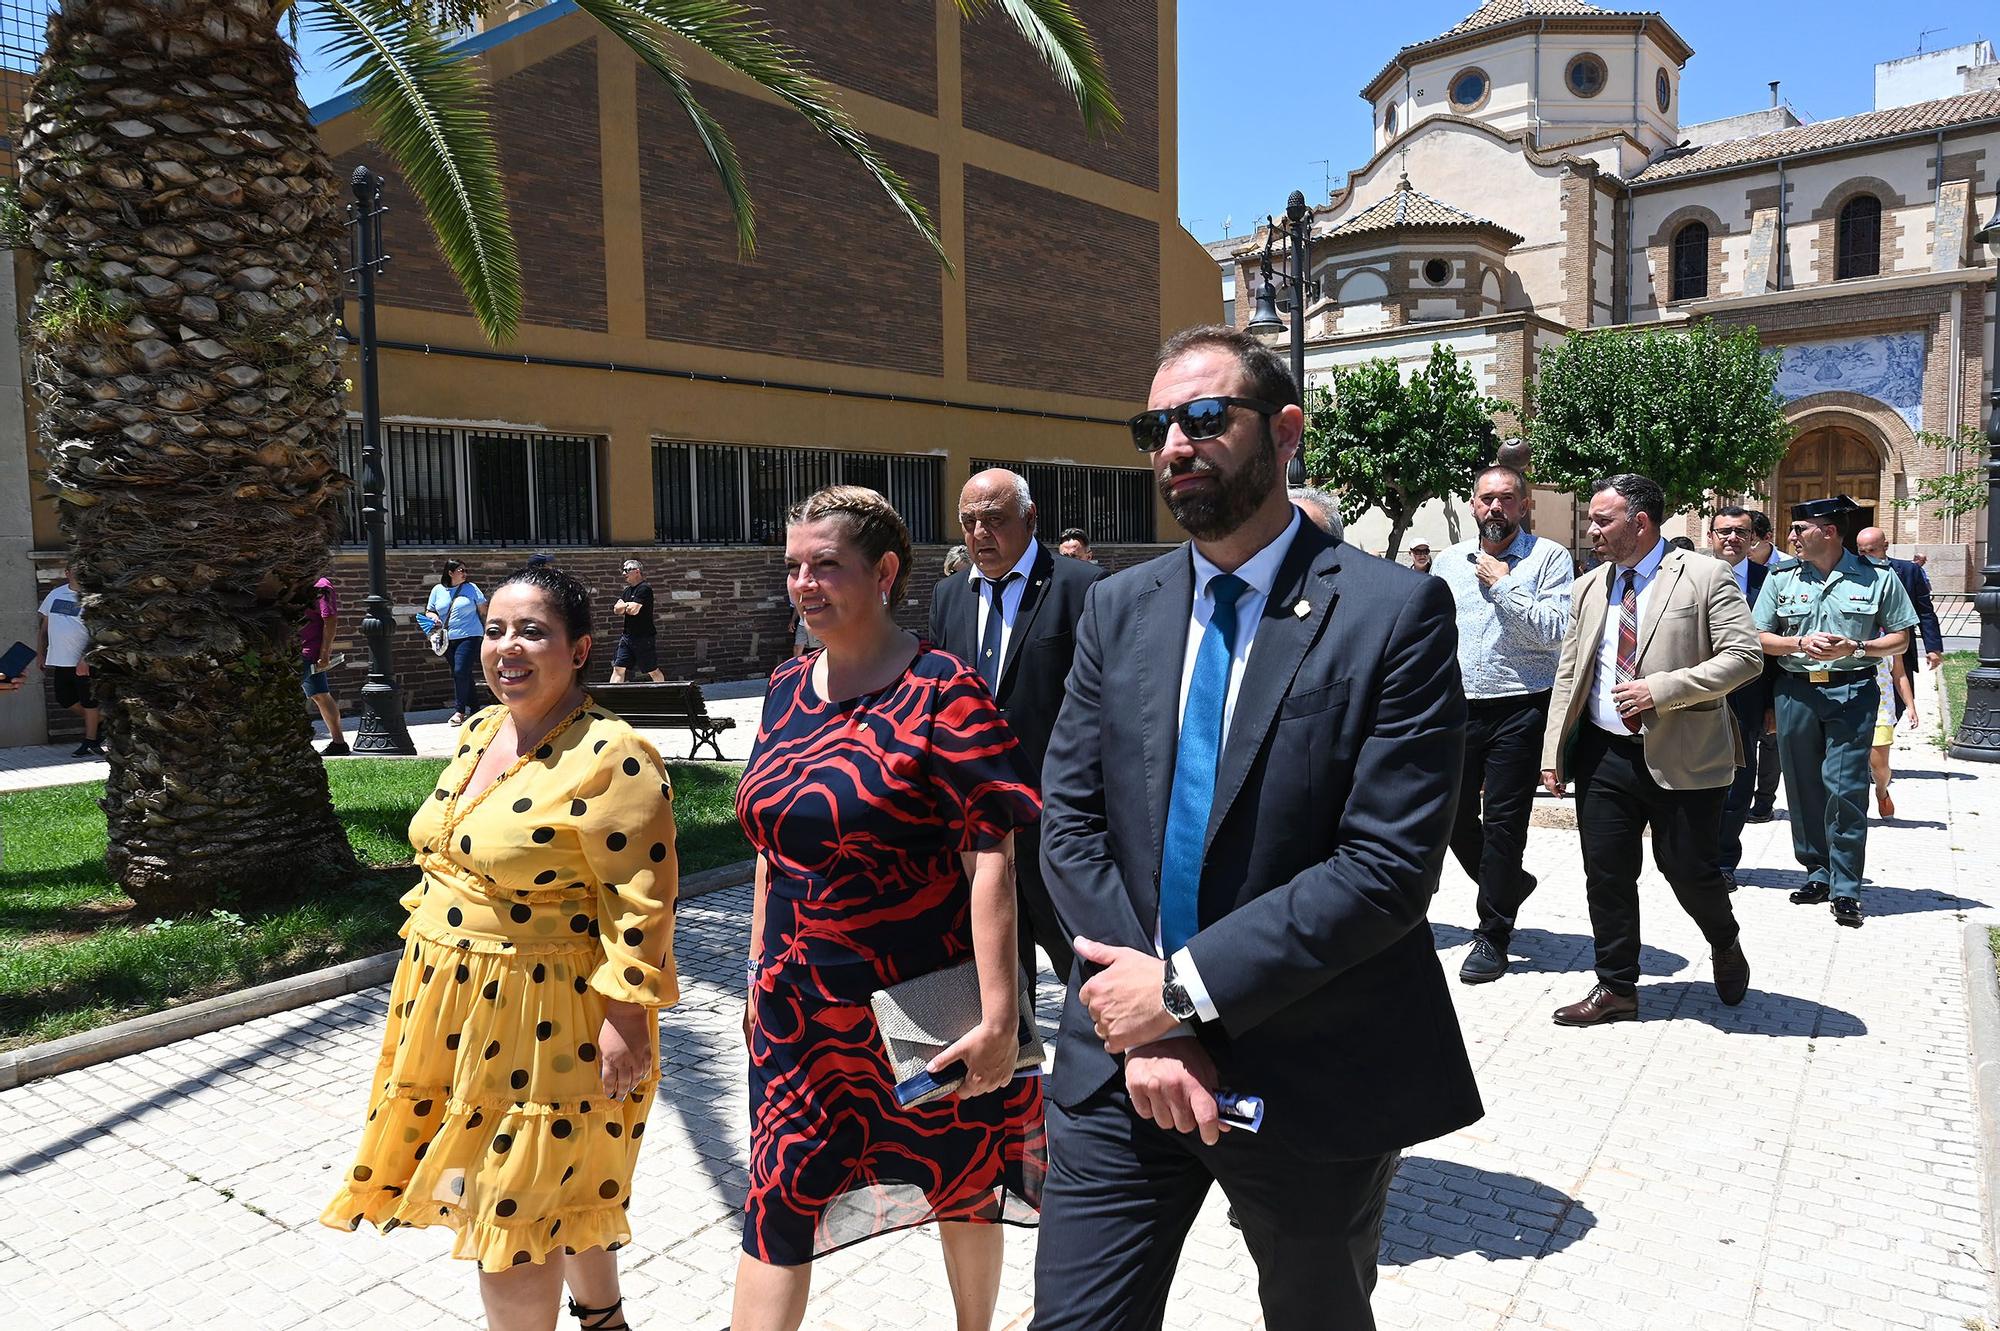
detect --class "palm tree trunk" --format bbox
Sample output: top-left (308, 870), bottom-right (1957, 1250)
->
top-left (18, 0), bottom-right (356, 913)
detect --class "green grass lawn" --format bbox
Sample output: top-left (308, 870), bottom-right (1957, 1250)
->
top-left (0, 759), bottom-right (747, 1050)
top-left (1942, 650), bottom-right (1978, 739)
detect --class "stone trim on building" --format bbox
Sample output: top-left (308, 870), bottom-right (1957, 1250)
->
top-left (1644, 203), bottom-right (1726, 308)
top-left (1808, 177), bottom-right (1909, 283)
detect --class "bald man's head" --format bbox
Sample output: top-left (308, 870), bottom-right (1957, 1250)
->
top-left (1856, 527), bottom-right (1889, 557)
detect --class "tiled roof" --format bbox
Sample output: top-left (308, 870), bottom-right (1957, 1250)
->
top-left (1631, 89), bottom-right (2000, 183)
top-left (1442, 0), bottom-right (1617, 39)
top-left (1324, 176), bottom-right (1523, 243)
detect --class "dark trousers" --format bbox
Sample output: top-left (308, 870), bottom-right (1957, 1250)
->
top-left (1774, 672), bottom-right (1877, 901)
top-left (1753, 728), bottom-right (1782, 809)
top-left (1573, 726), bottom-right (1741, 995)
top-left (1448, 690), bottom-right (1549, 942)
top-left (1717, 686), bottom-right (1763, 873)
top-left (1031, 1086), bottom-right (1398, 1331)
top-left (1015, 823), bottom-right (1074, 985)
top-left (447, 637), bottom-right (480, 717)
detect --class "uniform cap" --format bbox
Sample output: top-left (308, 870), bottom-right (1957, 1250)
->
top-left (1789, 495), bottom-right (1861, 522)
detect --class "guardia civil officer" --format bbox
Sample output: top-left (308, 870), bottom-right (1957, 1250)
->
top-left (1751, 496), bottom-right (1918, 927)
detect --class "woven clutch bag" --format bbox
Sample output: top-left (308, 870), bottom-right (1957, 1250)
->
top-left (870, 958), bottom-right (1045, 1107)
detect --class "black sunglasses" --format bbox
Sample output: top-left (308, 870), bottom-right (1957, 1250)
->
top-left (1127, 396), bottom-right (1278, 452)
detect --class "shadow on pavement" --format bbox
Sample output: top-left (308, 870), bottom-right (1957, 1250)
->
top-left (1731, 867), bottom-right (1985, 915)
top-left (1430, 921), bottom-right (1688, 977)
top-left (1884, 768), bottom-right (1976, 781)
top-left (1635, 980), bottom-right (1868, 1037)
top-left (1382, 1157), bottom-right (1595, 1265)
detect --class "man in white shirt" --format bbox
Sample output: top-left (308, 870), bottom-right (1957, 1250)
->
top-left (38, 568), bottom-right (102, 758)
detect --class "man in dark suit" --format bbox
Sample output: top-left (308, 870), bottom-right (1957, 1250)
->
top-left (1031, 326), bottom-right (1482, 1331)
top-left (1709, 506), bottom-right (1777, 887)
top-left (929, 466), bottom-right (1103, 983)
top-left (1857, 527), bottom-right (1943, 717)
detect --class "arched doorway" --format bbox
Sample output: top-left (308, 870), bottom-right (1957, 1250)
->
top-left (1775, 424), bottom-right (1881, 514)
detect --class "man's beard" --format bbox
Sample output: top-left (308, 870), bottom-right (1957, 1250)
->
top-left (1159, 429), bottom-right (1279, 540)
top-left (1479, 516), bottom-right (1517, 544)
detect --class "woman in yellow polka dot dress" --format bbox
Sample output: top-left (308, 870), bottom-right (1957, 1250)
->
top-left (322, 565), bottom-right (679, 1331)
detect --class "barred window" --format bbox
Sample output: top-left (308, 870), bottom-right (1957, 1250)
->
top-left (1669, 221), bottom-right (1708, 302)
top-left (970, 458), bottom-right (1156, 544)
top-left (653, 441), bottom-right (944, 545)
top-left (341, 423), bottom-right (600, 547)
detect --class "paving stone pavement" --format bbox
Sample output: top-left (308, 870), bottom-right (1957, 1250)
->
top-left (3, 699), bottom-right (1999, 1330)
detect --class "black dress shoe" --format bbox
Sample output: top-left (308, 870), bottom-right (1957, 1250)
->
top-left (1458, 935), bottom-right (1509, 984)
top-left (1553, 984), bottom-right (1638, 1027)
top-left (1712, 940), bottom-right (1750, 1006)
top-left (1832, 898), bottom-right (1864, 928)
top-left (1746, 804), bottom-right (1775, 824)
top-left (1789, 881), bottom-right (1830, 905)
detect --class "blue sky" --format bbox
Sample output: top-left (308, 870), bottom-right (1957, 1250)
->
top-left (294, 0), bottom-right (1988, 242)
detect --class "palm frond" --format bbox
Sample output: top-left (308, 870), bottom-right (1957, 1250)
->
top-left (568, 0), bottom-right (755, 254)
top-left (594, 0), bottom-right (942, 264)
top-left (305, 0), bottom-right (522, 343)
top-left (958, 0), bottom-right (1122, 137)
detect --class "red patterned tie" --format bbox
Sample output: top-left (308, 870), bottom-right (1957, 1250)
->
top-left (1615, 569), bottom-right (1641, 732)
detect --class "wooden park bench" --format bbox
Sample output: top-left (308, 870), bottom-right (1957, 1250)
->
top-left (589, 681), bottom-right (737, 760)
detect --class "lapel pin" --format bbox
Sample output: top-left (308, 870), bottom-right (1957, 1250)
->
top-left (1292, 599), bottom-right (1311, 618)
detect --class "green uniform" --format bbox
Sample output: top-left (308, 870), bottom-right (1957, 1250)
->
top-left (1752, 552), bottom-right (1918, 900)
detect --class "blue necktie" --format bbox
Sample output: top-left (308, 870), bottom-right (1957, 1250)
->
top-left (1160, 573), bottom-right (1247, 956)
top-left (977, 574), bottom-right (1016, 692)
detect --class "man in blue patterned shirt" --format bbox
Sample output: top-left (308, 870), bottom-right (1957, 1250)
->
top-left (1434, 465), bottom-right (1575, 983)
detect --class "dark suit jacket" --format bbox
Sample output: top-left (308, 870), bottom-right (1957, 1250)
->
top-left (1039, 519), bottom-right (1482, 1161)
top-left (1885, 557), bottom-right (1942, 656)
top-left (927, 543), bottom-right (1104, 778)
top-left (1730, 558), bottom-right (1778, 716)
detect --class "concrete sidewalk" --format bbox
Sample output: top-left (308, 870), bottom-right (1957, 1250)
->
top-left (2, 693), bottom-right (1997, 1330)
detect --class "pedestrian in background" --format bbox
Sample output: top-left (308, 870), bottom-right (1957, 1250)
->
top-left (1408, 541), bottom-right (1434, 573)
top-left (301, 574), bottom-right (348, 757)
top-left (609, 559), bottom-right (665, 683)
top-left (1856, 527), bottom-right (1943, 705)
top-left (1745, 507), bottom-right (1785, 823)
top-left (1707, 506), bottom-right (1776, 889)
top-left (943, 544), bottom-right (969, 577)
top-left (1756, 498), bottom-right (1918, 927)
top-left (1868, 652), bottom-right (1918, 818)
top-left (1057, 527), bottom-right (1097, 563)
top-left (1434, 464), bottom-right (1574, 985)
top-left (1540, 474), bottom-right (1760, 1025)
top-left (422, 559), bottom-right (488, 725)
top-left (39, 566), bottom-right (101, 759)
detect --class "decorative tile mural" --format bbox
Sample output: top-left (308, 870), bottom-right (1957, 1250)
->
top-left (1772, 333), bottom-right (1925, 430)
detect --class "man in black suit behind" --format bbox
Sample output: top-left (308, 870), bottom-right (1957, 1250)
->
top-left (1032, 326), bottom-right (1482, 1330)
top-left (929, 466), bottom-right (1103, 982)
top-left (1709, 506), bottom-right (1777, 885)
top-left (1857, 526), bottom-right (1944, 717)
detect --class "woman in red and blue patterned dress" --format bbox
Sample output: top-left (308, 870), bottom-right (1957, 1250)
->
top-left (730, 486), bottom-right (1043, 1331)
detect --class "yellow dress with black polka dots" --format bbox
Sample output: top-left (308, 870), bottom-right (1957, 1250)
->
top-left (320, 700), bottom-right (680, 1273)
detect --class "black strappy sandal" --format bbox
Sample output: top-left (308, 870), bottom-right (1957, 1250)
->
top-left (568, 1296), bottom-right (631, 1330)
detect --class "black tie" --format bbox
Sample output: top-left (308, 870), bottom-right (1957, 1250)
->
top-left (978, 573), bottom-right (1018, 691)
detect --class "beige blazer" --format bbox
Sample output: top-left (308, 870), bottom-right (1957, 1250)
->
top-left (1542, 548), bottom-right (1763, 790)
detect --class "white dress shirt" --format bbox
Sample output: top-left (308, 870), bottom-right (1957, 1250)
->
top-left (1168, 508), bottom-right (1303, 1021)
top-left (1588, 538), bottom-right (1668, 735)
top-left (970, 538), bottom-right (1040, 674)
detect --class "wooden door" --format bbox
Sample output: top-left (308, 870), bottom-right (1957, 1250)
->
top-left (1775, 426), bottom-right (1881, 514)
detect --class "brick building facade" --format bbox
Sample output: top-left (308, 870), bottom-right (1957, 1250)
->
top-left (5, 0), bottom-right (1218, 742)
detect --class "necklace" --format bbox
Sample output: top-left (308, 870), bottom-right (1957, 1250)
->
top-left (439, 699), bottom-right (590, 843)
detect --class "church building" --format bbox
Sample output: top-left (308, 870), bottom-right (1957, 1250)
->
top-left (1226, 0), bottom-right (1997, 582)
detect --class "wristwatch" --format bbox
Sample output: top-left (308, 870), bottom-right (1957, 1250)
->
top-left (1162, 959), bottom-right (1197, 1022)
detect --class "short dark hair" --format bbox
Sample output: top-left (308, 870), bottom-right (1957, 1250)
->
top-left (1059, 527), bottom-right (1089, 546)
top-left (1474, 464), bottom-right (1529, 499)
top-left (1156, 324), bottom-right (1300, 411)
top-left (1747, 509), bottom-right (1772, 540)
top-left (494, 564), bottom-right (592, 641)
top-left (1667, 535), bottom-right (1696, 551)
top-left (1711, 506), bottom-right (1752, 528)
top-left (1591, 473), bottom-right (1666, 527)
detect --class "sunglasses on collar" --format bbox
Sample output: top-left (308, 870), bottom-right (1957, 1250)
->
top-left (1127, 396), bottom-right (1279, 452)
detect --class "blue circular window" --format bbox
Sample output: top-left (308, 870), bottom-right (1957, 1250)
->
top-left (1449, 68), bottom-right (1489, 110)
top-left (1567, 53), bottom-right (1608, 98)
top-left (1656, 68), bottom-right (1671, 112)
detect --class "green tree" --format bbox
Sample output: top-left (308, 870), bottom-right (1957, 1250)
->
top-left (19, 0), bottom-right (1116, 913)
top-left (1526, 322), bottom-right (1791, 518)
top-left (1301, 343), bottom-right (1508, 560)
top-left (1896, 425), bottom-right (1990, 526)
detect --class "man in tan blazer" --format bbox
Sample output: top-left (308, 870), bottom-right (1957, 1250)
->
top-left (1539, 474), bottom-right (1763, 1026)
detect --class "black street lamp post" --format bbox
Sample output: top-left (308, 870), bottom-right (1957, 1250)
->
top-left (1245, 190), bottom-right (1320, 486)
top-left (1951, 186), bottom-right (2000, 761)
top-left (1952, 187), bottom-right (2000, 763)
top-left (346, 166), bottom-right (416, 756)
